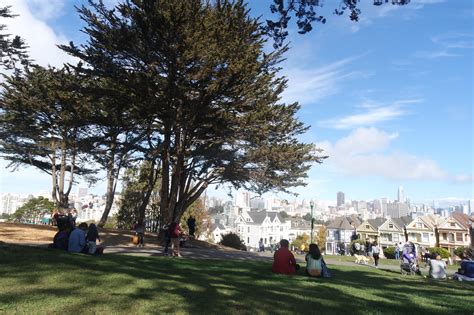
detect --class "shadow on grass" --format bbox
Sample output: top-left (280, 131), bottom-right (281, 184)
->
top-left (0, 245), bottom-right (472, 315)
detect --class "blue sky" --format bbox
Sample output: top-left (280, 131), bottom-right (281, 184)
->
top-left (0, 0), bottom-right (472, 203)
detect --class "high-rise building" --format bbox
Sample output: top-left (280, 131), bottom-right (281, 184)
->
top-left (387, 201), bottom-right (409, 218)
top-left (469, 200), bottom-right (474, 215)
top-left (337, 192), bottom-right (345, 207)
top-left (235, 191), bottom-right (250, 208)
top-left (397, 186), bottom-right (405, 203)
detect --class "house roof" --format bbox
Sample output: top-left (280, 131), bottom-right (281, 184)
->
top-left (367, 218), bottom-right (387, 229)
top-left (211, 223), bottom-right (226, 231)
top-left (451, 212), bottom-right (470, 229)
top-left (245, 210), bottom-right (284, 225)
top-left (327, 216), bottom-right (356, 230)
top-left (391, 216), bottom-right (412, 229)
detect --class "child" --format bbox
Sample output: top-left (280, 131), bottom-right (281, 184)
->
top-left (86, 223), bottom-right (101, 254)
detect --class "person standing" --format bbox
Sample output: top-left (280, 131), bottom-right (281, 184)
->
top-left (169, 221), bottom-right (182, 257)
top-left (187, 216), bottom-right (196, 239)
top-left (394, 243), bottom-right (400, 260)
top-left (259, 238), bottom-right (265, 252)
top-left (372, 241), bottom-right (380, 268)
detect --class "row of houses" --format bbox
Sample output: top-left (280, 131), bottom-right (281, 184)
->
top-left (326, 212), bottom-right (473, 255)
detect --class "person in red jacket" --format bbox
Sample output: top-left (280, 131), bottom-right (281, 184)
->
top-left (169, 221), bottom-right (182, 257)
top-left (272, 239), bottom-right (300, 275)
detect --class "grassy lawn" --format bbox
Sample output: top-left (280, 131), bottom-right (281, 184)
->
top-left (0, 245), bottom-right (472, 315)
top-left (323, 255), bottom-right (460, 270)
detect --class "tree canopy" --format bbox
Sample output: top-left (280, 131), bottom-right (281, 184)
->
top-left (12, 196), bottom-right (55, 223)
top-left (0, 6), bottom-right (29, 69)
top-left (60, 0), bottom-right (326, 227)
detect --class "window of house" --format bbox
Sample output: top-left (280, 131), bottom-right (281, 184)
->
top-left (416, 222), bottom-right (422, 228)
top-left (388, 224), bottom-right (393, 229)
top-left (247, 237), bottom-right (249, 244)
top-left (442, 233), bottom-right (447, 240)
top-left (280, 227), bottom-right (283, 232)
top-left (456, 233), bottom-right (463, 242)
top-left (366, 225), bottom-right (370, 229)
top-left (422, 233), bottom-right (429, 242)
top-left (393, 234), bottom-right (399, 242)
top-left (450, 222), bottom-right (456, 227)
top-left (248, 227), bottom-right (250, 233)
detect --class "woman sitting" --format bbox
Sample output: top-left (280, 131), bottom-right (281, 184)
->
top-left (306, 243), bottom-right (323, 277)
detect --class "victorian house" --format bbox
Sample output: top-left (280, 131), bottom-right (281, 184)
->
top-left (355, 218), bottom-right (387, 243)
top-left (326, 215), bottom-right (361, 255)
top-left (405, 214), bottom-right (445, 248)
top-left (378, 216), bottom-right (412, 249)
top-left (437, 212), bottom-right (471, 253)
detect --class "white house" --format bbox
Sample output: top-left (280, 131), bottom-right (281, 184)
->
top-left (405, 214), bottom-right (445, 248)
top-left (208, 223), bottom-right (229, 243)
top-left (235, 210), bottom-right (290, 249)
top-left (378, 216), bottom-right (412, 249)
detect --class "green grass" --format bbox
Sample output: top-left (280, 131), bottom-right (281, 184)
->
top-left (0, 245), bottom-right (472, 315)
top-left (322, 255), bottom-right (460, 270)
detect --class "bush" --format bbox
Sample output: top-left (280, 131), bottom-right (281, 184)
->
top-left (349, 239), bottom-right (365, 255)
top-left (383, 246), bottom-right (396, 259)
top-left (219, 233), bottom-right (246, 251)
top-left (428, 247), bottom-right (450, 259)
top-left (454, 246), bottom-right (468, 258)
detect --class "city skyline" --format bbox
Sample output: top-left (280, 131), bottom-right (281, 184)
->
top-left (0, 0), bottom-right (472, 202)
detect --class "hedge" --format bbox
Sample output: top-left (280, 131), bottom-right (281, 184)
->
top-left (383, 246), bottom-right (396, 259)
top-left (219, 232), bottom-right (247, 251)
top-left (428, 247), bottom-right (450, 259)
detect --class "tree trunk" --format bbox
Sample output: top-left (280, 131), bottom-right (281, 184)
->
top-left (98, 148), bottom-right (117, 227)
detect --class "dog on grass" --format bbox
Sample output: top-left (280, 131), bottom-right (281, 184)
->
top-left (354, 254), bottom-right (370, 264)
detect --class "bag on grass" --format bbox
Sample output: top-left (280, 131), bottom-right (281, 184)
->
top-left (132, 235), bottom-right (139, 245)
top-left (321, 259), bottom-right (332, 278)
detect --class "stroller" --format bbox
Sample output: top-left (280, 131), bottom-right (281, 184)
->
top-left (400, 242), bottom-right (420, 275)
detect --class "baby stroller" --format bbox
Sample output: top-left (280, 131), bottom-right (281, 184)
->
top-left (400, 242), bottom-right (420, 275)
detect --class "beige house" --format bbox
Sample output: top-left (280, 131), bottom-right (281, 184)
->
top-left (356, 218), bottom-right (386, 242)
top-left (437, 212), bottom-right (471, 253)
top-left (378, 216), bottom-right (412, 249)
top-left (405, 214), bottom-right (445, 248)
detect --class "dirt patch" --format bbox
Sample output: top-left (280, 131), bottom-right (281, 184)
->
top-left (0, 222), bottom-right (237, 251)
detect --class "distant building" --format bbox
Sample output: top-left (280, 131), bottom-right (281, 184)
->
top-left (387, 201), bottom-right (409, 218)
top-left (337, 192), bottom-right (345, 207)
top-left (77, 187), bottom-right (88, 198)
top-left (326, 215), bottom-right (361, 255)
top-left (398, 186), bottom-right (405, 203)
top-left (469, 200), bottom-right (474, 215)
top-left (234, 210), bottom-right (290, 249)
top-left (235, 191), bottom-right (250, 208)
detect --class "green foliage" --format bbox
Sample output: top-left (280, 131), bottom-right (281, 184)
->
top-left (316, 226), bottom-right (327, 251)
top-left (279, 211), bottom-right (289, 219)
top-left (349, 239), bottom-right (365, 255)
top-left (383, 246), bottom-right (396, 259)
top-left (116, 161), bottom-right (160, 230)
top-left (428, 247), bottom-right (450, 259)
top-left (302, 213), bottom-right (312, 221)
top-left (219, 233), bottom-right (246, 251)
top-left (454, 246), bottom-right (469, 258)
top-left (12, 197), bottom-right (54, 222)
top-left (208, 205), bottom-right (224, 215)
top-left (61, 0), bottom-right (326, 226)
top-left (102, 217), bottom-right (117, 230)
top-left (0, 65), bottom-right (94, 209)
top-left (291, 233), bottom-right (310, 251)
top-left (0, 6), bottom-right (29, 69)
top-left (179, 198), bottom-right (210, 239)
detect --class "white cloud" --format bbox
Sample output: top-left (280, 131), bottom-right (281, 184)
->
top-left (26, 0), bottom-right (65, 20)
top-left (281, 54), bottom-right (371, 105)
top-left (319, 99), bottom-right (423, 129)
top-left (316, 127), bottom-right (462, 181)
top-left (3, 0), bottom-right (77, 67)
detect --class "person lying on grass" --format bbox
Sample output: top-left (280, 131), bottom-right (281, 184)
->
top-left (272, 239), bottom-right (300, 275)
top-left (305, 244), bottom-right (323, 277)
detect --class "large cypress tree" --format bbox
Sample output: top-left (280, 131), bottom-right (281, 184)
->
top-left (0, 65), bottom-right (94, 210)
top-left (61, 0), bottom-right (326, 229)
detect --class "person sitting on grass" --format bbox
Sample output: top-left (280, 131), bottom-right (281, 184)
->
top-left (272, 239), bottom-right (300, 275)
top-left (305, 243), bottom-right (323, 277)
top-left (428, 255), bottom-right (447, 280)
top-left (86, 223), bottom-right (101, 255)
top-left (68, 222), bottom-right (88, 253)
top-left (52, 222), bottom-right (72, 251)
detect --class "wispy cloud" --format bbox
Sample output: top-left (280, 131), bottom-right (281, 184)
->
top-left (281, 54), bottom-right (371, 105)
top-left (316, 127), bottom-right (469, 182)
top-left (414, 32), bottom-right (473, 59)
top-left (25, 0), bottom-right (65, 20)
top-left (319, 99), bottom-right (423, 129)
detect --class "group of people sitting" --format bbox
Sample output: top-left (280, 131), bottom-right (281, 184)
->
top-left (51, 219), bottom-right (102, 255)
top-left (272, 239), bottom-right (330, 278)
